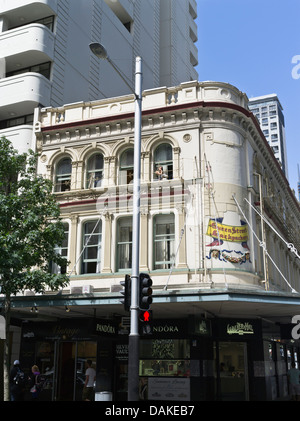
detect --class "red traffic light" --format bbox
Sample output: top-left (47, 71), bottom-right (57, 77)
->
top-left (139, 310), bottom-right (152, 323)
top-left (143, 311), bottom-right (150, 321)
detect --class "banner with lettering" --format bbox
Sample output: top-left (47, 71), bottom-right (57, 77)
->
top-left (206, 219), bottom-right (249, 243)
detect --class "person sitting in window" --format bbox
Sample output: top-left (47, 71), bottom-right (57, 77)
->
top-left (155, 166), bottom-right (167, 180)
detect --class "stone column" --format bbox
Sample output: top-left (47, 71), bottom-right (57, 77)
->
top-left (176, 205), bottom-right (187, 269)
top-left (69, 214), bottom-right (79, 275)
top-left (173, 146), bottom-right (181, 179)
top-left (140, 208), bottom-right (149, 271)
top-left (102, 212), bottom-right (112, 273)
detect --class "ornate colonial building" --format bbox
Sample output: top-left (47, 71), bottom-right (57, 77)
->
top-left (7, 80), bottom-right (300, 401)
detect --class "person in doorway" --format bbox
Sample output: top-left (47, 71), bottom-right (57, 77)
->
top-left (82, 360), bottom-right (96, 401)
top-left (9, 360), bottom-right (26, 401)
top-left (288, 362), bottom-right (300, 401)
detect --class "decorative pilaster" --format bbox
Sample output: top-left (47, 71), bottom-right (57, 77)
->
top-left (176, 205), bottom-right (187, 269)
top-left (69, 214), bottom-right (78, 275)
top-left (102, 212), bottom-right (112, 273)
top-left (140, 208), bottom-right (149, 271)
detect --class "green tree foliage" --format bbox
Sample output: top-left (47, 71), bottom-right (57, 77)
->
top-left (0, 137), bottom-right (69, 400)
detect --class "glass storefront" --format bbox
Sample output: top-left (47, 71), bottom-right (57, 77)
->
top-left (214, 341), bottom-right (248, 401)
top-left (139, 339), bottom-right (190, 377)
top-left (34, 340), bottom-right (97, 401)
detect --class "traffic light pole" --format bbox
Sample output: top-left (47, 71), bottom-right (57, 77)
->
top-left (128, 56), bottom-right (142, 401)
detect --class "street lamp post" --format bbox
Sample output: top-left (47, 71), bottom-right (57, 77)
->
top-left (89, 43), bottom-right (142, 401)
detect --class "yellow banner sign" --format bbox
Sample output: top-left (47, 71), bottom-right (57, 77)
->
top-left (206, 219), bottom-right (248, 243)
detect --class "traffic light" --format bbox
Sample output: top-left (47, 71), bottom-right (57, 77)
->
top-left (139, 273), bottom-right (153, 310)
top-left (120, 274), bottom-right (131, 311)
top-left (139, 310), bottom-right (153, 335)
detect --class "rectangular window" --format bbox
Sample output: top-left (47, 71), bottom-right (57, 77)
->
top-left (154, 214), bottom-right (175, 270)
top-left (7, 61), bottom-right (51, 79)
top-left (51, 223), bottom-right (69, 274)
top-left (117, 217), bottom-right (132, 270)
top-left (0, 114), bottom-right (33, 129)
top-left (82, 220), bottom-right (102, 274)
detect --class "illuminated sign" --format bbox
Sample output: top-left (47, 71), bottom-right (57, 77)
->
top-left (227, 322), bottom-right (254, 336)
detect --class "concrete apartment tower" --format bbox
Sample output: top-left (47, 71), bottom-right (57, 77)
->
top-left (248, 94), bottom-right (288, 178)
top-left (0, 0), bottom-right (198, 154)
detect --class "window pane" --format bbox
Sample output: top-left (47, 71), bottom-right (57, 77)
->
top-left (55, 158), bottom-right (72, 192)
top-left (86, 154), bottom-right (104, 188)
top-left (117, 218), bottom-right (132, 270)
top-left (154, 215), bottom-right (175, 269)
top-left (120, 149), bottom-right (134, 167)
top-left (120, 149), bottom-right (134, 184)
top-left (52, 223), bottom-right (69, 274)
top-left (154, 144), bottom-right (173, 180)
top-left (82, 221), bottom-right (102, 274)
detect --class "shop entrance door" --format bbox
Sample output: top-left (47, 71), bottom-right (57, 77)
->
top-left (53, 341), bottom-right (97, 401)
top-left (214, 342), bottom-right (249, 401)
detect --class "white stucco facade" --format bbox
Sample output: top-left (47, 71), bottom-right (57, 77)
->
top-left (34, 80), bottom-right (300, 298)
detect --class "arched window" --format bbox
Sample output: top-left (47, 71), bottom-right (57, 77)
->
top-left (55, 157), bottom-right (72, 192)
top-left (119, 148), bottom-right (134, 184)
top-left (86, 153), bottom-right (104, 188)
top-left (153, 143), bottom-right (173, 180)
top-left (82, 220), bottom-right (102, 274)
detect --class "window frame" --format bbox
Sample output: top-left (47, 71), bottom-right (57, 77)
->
top-left (86, 153), bottom-right (104, 188)
top-left (116, 216), bottom-right (133, 271)
top-left (51, 222), bottom-right (69, 274)
top-left (55, 157), bottom-right (72, 192)
top-left (153, 143), bottom-right (173, 181)
top-left (81, 219), bottom-right (102, 274)
top-left (153, 213), bottom-right (175, 270)
top-left (119, 148), bottom-right (134, 185)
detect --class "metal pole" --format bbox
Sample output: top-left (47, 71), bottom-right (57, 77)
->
top-left (128, 56), bottom-right (142, 401)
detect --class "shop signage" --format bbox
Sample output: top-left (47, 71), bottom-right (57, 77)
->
top-left (149, 320), bottom-right (188, 338)
top-left (227, 321), bottom-right (254, 336)
top-left (148, 377), bottom-right (190, 401)
top-left (191, 318), bottom-right (211, 336)
top-left (94, 319), bottom-right (117, 336)
top-left (22, 320), bottom-right (94, 340)
top-left (216, 318), bottom-right (261, 339)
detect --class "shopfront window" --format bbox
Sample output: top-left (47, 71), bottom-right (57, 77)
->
top-left (214, 341), bottom-right (248, 401)
top-left (139, 339), bottom-right (190, 377)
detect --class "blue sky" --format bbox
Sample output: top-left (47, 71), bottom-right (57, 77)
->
top-left (196, 0), bottom-right (300, 197)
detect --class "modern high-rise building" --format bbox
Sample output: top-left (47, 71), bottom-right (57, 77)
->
top-left (248, 94), bottom-right (288, 178)
top-left (0, 0), bottom-right (198, 154)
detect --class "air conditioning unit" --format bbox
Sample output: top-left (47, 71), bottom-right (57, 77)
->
top-left (82, 285), bottom-right (93, 294)
top-left (70, 285), bottom-right (93, 294)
